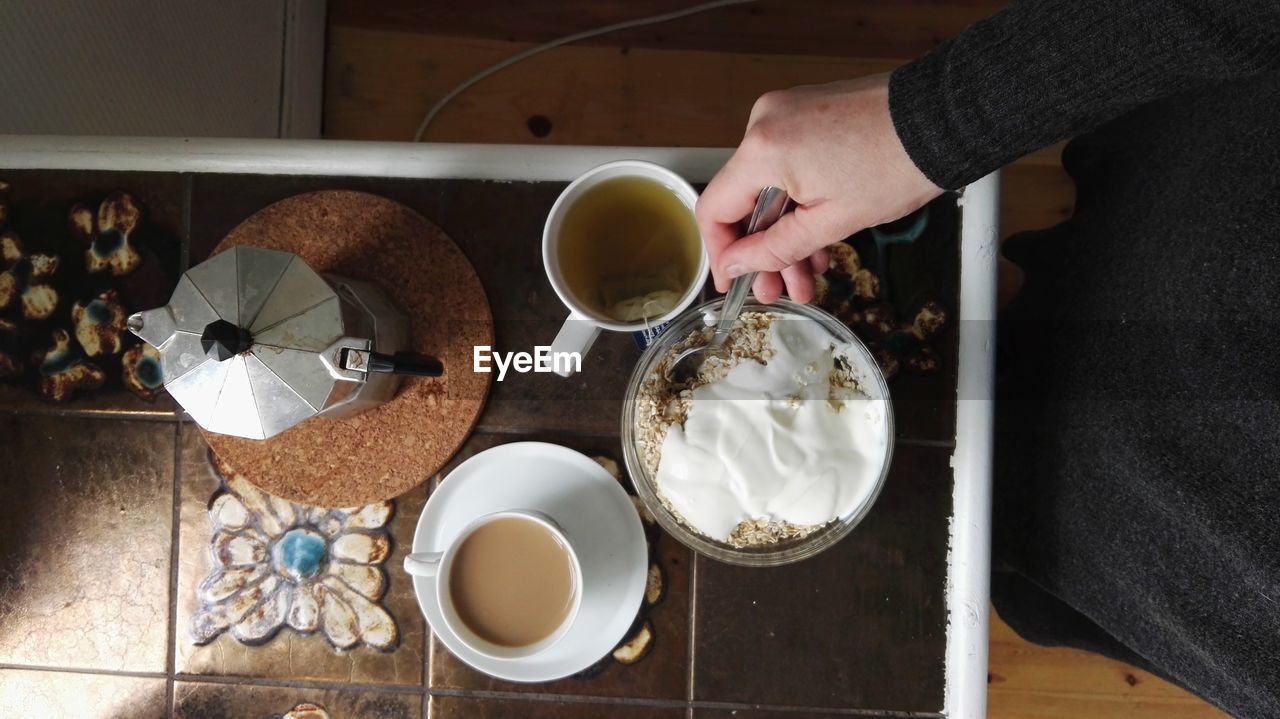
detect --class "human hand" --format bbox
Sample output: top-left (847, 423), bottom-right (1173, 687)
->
top-left (696, 73), bottom-right (942, 303)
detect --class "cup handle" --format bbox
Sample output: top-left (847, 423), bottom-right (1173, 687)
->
top-left (403, 551), bottom-right (444, 576)
top-left (550, 311), bottom-right (600, 377)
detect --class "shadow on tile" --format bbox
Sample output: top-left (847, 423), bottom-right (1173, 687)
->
top-left (0, 415), bottom-right (175, 672)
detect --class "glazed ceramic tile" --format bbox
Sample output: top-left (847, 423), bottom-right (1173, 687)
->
top-left (692, 447), bottom-right (952, 712)
top-left (0, 170), bottom-right (183, 415)
top-left (0, 415), bottom-right (175, 671)
top-left (189, 452), bottom-right (399, 651)
top-left (428, 433), bottom-right (692, 700)
top-left (175, 424), bottom-right (427, 685)
top-left (173, 681), bottom-right (422, 719)
top-left (428, 696), bottom-right (684, 719)
top-left (0, 668), bottom-right (166, 719)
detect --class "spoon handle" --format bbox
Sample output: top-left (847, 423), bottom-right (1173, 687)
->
top-left (710, 186), bottom-right (791, 347)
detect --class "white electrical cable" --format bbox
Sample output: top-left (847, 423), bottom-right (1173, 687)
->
top-left (412, 0), bottom-right (759, 142)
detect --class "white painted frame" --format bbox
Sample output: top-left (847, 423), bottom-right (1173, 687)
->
top-left (0, 135), bottom-right (995, 718)
top-left (947, 171), bottom-right (999, 719)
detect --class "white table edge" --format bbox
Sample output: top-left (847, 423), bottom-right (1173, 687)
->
top-left (0, 135), bottom-right (996, 718)
top-left (947, 170), bottom-right (999, 719)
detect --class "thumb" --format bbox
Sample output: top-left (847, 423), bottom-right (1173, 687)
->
top-left (717, 204), bottom-right (853, 278)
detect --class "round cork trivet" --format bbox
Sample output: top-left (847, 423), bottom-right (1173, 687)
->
top-left (202, 190), bottom-right (492, 507)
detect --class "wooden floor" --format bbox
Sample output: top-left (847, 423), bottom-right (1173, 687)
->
top-left (322, 2), bottom-right (1226, 717)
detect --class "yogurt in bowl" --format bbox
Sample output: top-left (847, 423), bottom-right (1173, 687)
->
top-left (622, 298), bottom-right (894, 566)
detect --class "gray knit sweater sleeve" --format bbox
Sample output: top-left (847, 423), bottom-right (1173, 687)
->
top-left (888, 0), bottom-right (1280, 190)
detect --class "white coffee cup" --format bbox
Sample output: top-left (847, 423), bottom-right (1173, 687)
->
top-left (402, 509), bottom-right (583, 660)
top-left (543, 160), bottom-right (708, 376)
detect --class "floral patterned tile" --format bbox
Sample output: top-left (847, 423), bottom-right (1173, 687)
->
top-left (0, 414), bottom-right (175, 672)
top-left (173, 681), bottom-right (422, 719)
top-left (428, 432), bottom-right (692, 701)
top-left (0, 668), bottom-right (167, 719)
top-left (174, 424), bottom-right (427, 685)
top-left (428, 696), bottom-right (684, 719)
top-left (0, 170), bottom-right (183, 416)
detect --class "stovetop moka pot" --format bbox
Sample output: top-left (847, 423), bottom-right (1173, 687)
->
top-left (129, 246), bottom-right (441, 440)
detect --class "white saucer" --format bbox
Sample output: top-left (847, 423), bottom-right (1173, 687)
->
top-left (410, 441), bottom-right (648, 682)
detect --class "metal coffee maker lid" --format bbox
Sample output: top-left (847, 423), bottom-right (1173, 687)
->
top-left (128, 246), bottom-right (442, 440)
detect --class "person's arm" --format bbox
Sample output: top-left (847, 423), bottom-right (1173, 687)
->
top-left (699, 0), bottom-right (1280, 302)
top-left (892, 0), bottom-right (1280, 190)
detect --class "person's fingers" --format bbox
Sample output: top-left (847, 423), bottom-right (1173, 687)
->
top-left (781, 262), bottom-right (815, 304)
top-left (696, 150), bottom-right (776, 292)
top-left (717, 204), bottom-right (853, 279)
top-left (701, 221), bottom-right (739, 293)
top-left (752, 271), bottom-right (784, 304)
top-left (698, 150), bottom-right (769, 225)
top-left (809, 247), bottom-right (831, 276)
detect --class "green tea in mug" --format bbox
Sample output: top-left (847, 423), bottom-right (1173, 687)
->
top-left (556, 176), bottom-right (701, 323)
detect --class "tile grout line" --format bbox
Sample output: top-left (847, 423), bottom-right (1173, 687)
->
top-left (421, 688), bottom-right (943, 717)
top-left (169, 170), bottom-right (192, 719)
top-left (423, 626), bottom-right (433, 719)
top-left (0, 663), bottom-right (168, 680)
top-left (426, 688), bottom-right (688, 709)
top-left (473, 425), bottom-right (624, 439)
top-left (686, 553), bottom-right (698, 706)
top-left (0, 666), bottom-right (952, 719)
top-left (689, 700), bottom-right (945, 718)
top-left (172, 672), bottom-right (425, 695)
top-left (165, 423), bottom-right (184, 717)
top-left (0, 407), bottom-right (181, 422)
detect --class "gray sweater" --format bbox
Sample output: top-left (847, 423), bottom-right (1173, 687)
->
top-left (888, 2), bottom-right (1280, 717)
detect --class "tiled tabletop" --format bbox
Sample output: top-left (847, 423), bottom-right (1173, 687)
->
top-left (0, 169), bottom-right (957, 718)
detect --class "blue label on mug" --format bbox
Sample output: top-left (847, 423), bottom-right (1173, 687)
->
top-left (632, 321), bottom-right (673, 350)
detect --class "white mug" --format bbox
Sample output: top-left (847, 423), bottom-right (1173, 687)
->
top-left (402, 510), bottom-right (583, 660)
top-left (543, 160), bottom-right (708, 376)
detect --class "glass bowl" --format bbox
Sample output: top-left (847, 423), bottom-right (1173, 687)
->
top-left (620, 298), bottom-right (895, 567)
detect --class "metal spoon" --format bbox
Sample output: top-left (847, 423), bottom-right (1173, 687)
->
top-left (665, 186), bottom-right (790, 389)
